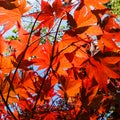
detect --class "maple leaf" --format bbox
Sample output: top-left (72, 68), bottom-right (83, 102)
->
top-left (27, 0), bottom-right (71, 29)
top-left (80, 82), bottom-right (99, 106)
top-left (58, 29), bottom-right (89, 55)
top-left (1, 0), bottom-right (120, 119)
top-left (32, 40), bottom-right (52, 70)
top-left (17, 98), bottom-right (31, 111)
top-left (86, 56), bottom-right (119, 92)
top-left (0, 0), bottom-right (31, 31)
top-left (102, 31), bottom-right (120, 43)
top-left (52, 0), bottom-right (69, 18)
top-left (67, 12), bottom-right (77, 28)
top-left (67, 6), bottom-right (103, 38)
top-left (74, 6), bottom-right (98, 27)
top-left (12, 58), bottom-right (35, 70)
top-left (36, 0), bottom-right (54, 29)
top-left (64, 47), bottom-right (88, 67)
top-left (0, 0), bottom-right (16, 10)
top-left (102, 16), bottom-right (120, 32)
top-left (82, 0), bottom-right (109, 10)
top-left (0, 71), bottom-right (34, 104)
top-left (98, 35), bottom-right (119, 52)
top-left (0, 55), bottom-right (15, 74)
top-left (58, 31), bottom-right (80, 52)
top-left (58, 69), bottom-right (82, 97)
top-left (98, 16), bottom-right (120, 52)
top-left (0, 36), bottom-right (10, 54)
top-left (41, 112), bottom-right (58, 120)
top-left (54, 55), bottom-right (73, 75)
top-left (56, 30), bottom-right (90, 74)
top-left (21, 71), bottom-right (35, 93)
top-left (102, 56), bottom-right (120, 64)
top-left (9, 25), bottom-right (30, 57)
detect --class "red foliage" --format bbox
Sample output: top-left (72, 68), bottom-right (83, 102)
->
top-left (0, 0), bottom-right (120, 119)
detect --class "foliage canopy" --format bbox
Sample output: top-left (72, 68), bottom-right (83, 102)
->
top-left (0, 0), bottom-right (120, 119)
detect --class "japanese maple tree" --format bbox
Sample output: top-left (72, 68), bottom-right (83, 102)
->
top-left (0, 0), bottom-right (120, 119)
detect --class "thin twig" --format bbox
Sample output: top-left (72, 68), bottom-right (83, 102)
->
top-left (0, 90), bottom-right (17, 120)
top-left (31, 18), bottom-right (63, 118)
top-left (6, 12), bottom-right (42, 104)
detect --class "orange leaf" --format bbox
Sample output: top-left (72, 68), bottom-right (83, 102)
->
top-left (0, 36), bottom-right (10, 54)
top-left (33, 40), bottom-right (52, 70)
top-left (74, 6), bottom-right (97, 28)
top-left (87, 57), bottom-right (108, 91)
top-left (102, 56), bottom-right (120, 64)
top-left (0, 0), bottom-right (31, 31)
top-left (101, 64), bottom-right (119, 78)
top-left (77, 25), bottom-right (103, 38)
top-left (58, 69), bottom-right (82, 96)
top-left (87, 56), bottom-right (120, 92)
top-left (88, 85), bottom-right (99, 105)
top-left (0, 55), bottom-right (15, 73)
top-left (98, 36), bottom-right (119, 52)
top-left (10, 25), bottom-right (31, 57)
top-left (83, 0), bottom-right (109, 10)
top-left (42, 112), bottom-right (57, 120)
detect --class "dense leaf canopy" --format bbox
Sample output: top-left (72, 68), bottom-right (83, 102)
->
top-left (0, 0), bottom-right (120, 119)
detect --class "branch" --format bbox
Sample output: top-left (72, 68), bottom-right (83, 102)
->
top-left (0, 90), bottom-right (17, 120)
top-left (6, 12), bottom-right (42, 103)
top-left (31, 17), bottom-right (63, 118)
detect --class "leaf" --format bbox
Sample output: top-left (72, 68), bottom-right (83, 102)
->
top-left (52, 0), bottom-right (65, 18)
top-left (83, 0), bottom-right (109, 10)
top-left (33, 40), bottom-right (52, 70)
top-left (0, 55), bottom-right (15, 73)
top-left (87, 85), bottom-right (99, 105)
top-left (64, 48), bottom-right (88, 67)
top-left (76, 25), bottom-right (103, 38)
top-left (87, 57), bottom-right (108, 91)
top-left (102, 56), bottom-right (120, 64)
top-left (26, 1), bottom-right (54, 29)
top-left (27, 0), bottom-right (71, 29)
top-left (86, 55), bottom-right (120, 92)
top-left (102, 31), bottom-right (120, 43)
top-left (75, 26), bottom-right (90, 34)
top-left (101, 61), bottom-right (120, 78)
top-left (74, 6), bottom-right (97, 28)
top-left (37, 1), bottom-right (54, 29)
top-left (67, 12), bottom-right (77, 28)
top-left (42, 112), bottom-right (57, 120)
top-left (64, 49), bottom-right (76, 63)
top-left (103, 16), bottom-right (120, 32)
top-left (58, 69), bottom-right (82, 96)
top-left (53, 54), bottom-right (73, 75)
top-left (0, 0), bottom-right (31, 31)
top-left (0, 0), bottom-right (16, 10)
top-left (12, 59), bottom-right (35, 70)
top-left (22, 71), bottom-right (35, 94)
top-left (17, 98), bottom-right (31, 111)
top-left (0, 36), bottom-right (10, 54)
top-left (73, 6), bottom-right (103, 38)
top-left (1, 71), bottom-right (34, 104)
top-left (10, 26), bottom-right (29, 57)
top-left (98, 36), bottom-right (119, 52)
top-left (58, 31), bottom-right (81, 52)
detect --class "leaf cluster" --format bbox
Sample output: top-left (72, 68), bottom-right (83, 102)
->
top-left (0, 0), bottom-right (120, 120)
